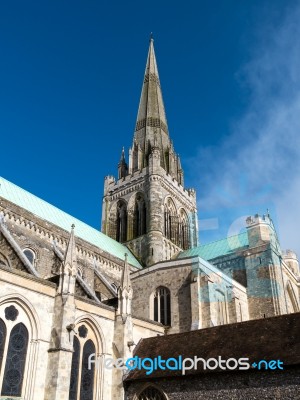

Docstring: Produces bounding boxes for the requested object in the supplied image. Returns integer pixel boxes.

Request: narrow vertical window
[116,201,127,243]
[1,323,28,397]
[152,287,171,326]
[80,339,95,400]
[133,195,147,239]
[69,328,96,400]
[178,209,190,250]
[164,199,178,246]
[154,295,158,321]
[69,336,80,400]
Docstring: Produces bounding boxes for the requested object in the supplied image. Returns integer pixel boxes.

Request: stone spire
[132,37,172,171]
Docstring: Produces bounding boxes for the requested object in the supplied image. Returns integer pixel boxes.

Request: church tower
[101,38,198,266]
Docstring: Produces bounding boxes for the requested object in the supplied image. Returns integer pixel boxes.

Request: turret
[246,214,273,248]
[283,250,299,275]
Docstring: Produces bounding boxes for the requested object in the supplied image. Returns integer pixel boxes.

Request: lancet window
[116,200,128,243]
[133,194,147,238]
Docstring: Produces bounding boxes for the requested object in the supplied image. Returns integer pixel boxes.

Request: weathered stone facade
[0,37,299,400]
[0,184,164,400]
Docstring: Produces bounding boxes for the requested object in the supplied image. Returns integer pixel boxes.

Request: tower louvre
[101,39,198,266]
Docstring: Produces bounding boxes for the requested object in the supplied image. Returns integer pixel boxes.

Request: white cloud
[189,4,300,256]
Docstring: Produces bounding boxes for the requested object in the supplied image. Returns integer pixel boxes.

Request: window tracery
[152,287,171,326]
[69,324,96,400]
[1,322,28,397]
[133,194,147,239]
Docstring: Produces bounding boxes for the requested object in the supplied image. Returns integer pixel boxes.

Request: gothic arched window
[138,386,167,400]
[23,248,36,266]
[116,201,128,243]
[164,198,177,245]
[133,194,147,239]
[152,287,171,326]
[178,209,190,250]
[1,323,29,397]
[69,336,80,400]
[80,340,95,400]
[69,324,96,400]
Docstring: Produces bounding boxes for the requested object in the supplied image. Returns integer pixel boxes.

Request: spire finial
[150,32,153,42]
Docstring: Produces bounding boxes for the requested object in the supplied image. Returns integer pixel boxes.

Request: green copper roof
[178,232,249,261]
[0,177,141,269]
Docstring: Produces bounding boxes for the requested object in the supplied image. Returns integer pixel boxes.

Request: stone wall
[131,258,249,333]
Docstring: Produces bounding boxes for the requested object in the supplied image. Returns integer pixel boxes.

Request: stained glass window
[4,305,19,322]
[1,323,28,397]
[78,325,88,339]
[0,319,6,372]
[80,339,95,400]
[69,335,96,400]
[69,336,80,400]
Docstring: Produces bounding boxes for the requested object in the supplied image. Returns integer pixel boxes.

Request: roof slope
[126,312,300,380]
[178,232,249,261]
[0,177,141,268]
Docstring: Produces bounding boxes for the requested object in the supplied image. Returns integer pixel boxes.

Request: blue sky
[1,1,299,255]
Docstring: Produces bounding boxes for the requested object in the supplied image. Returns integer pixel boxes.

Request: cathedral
[0,38,299,400]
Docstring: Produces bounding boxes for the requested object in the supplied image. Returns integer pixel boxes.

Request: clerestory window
[23,248,36,266]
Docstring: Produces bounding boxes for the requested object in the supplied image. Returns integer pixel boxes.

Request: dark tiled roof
[126,312,300,380]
